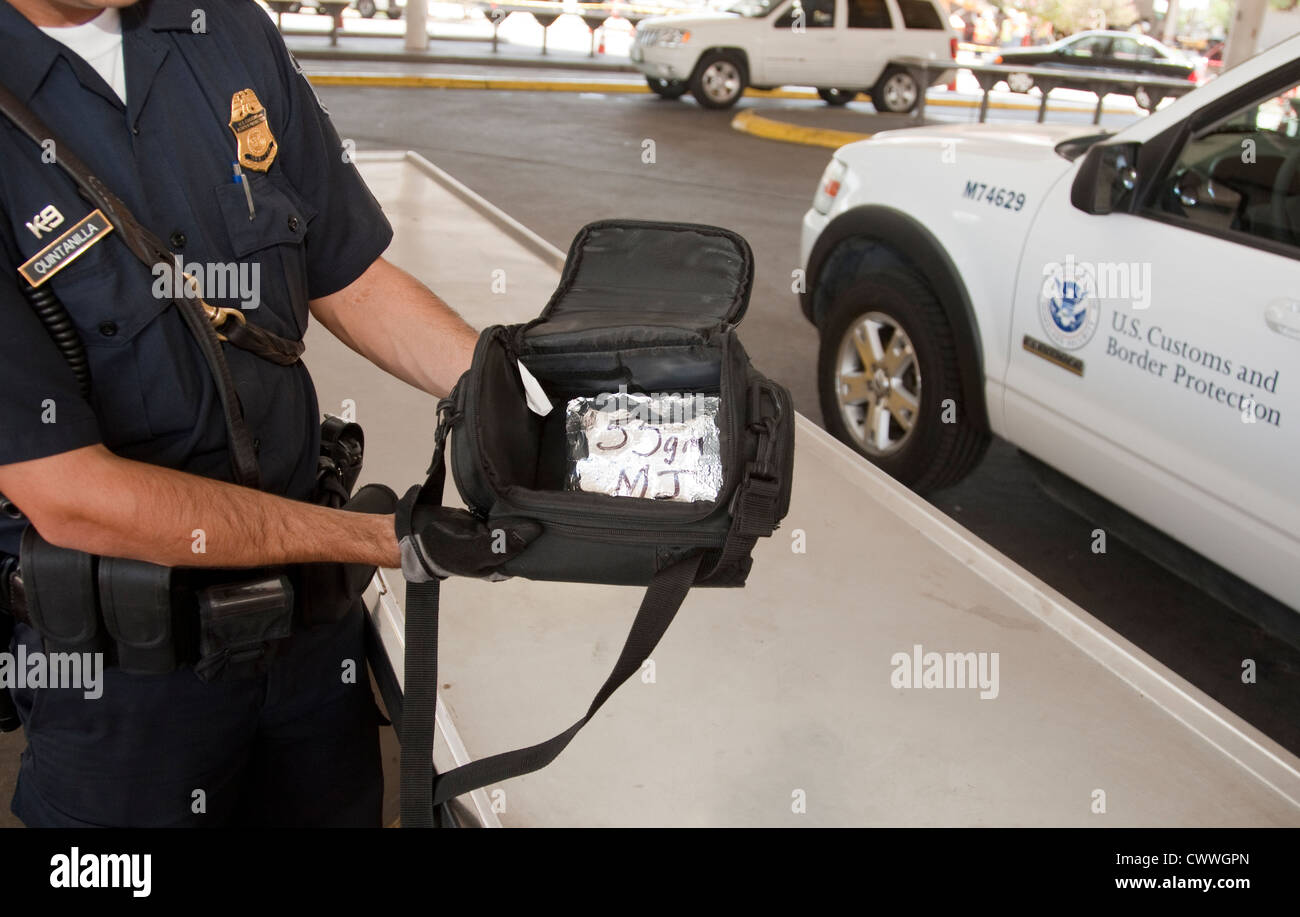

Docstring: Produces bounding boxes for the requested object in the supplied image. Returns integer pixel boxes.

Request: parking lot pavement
[341,153,1300,827]
[313,85,1300,761]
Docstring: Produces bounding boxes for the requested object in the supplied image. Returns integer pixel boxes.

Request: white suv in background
[632,0,957,111]
[798,36,1300,611]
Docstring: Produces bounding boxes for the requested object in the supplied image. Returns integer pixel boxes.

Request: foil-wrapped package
[565,392,723,502]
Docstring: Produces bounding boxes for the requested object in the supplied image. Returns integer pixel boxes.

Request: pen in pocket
[232,162,255,221]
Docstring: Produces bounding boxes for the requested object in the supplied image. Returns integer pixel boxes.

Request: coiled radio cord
[0,278,91,520]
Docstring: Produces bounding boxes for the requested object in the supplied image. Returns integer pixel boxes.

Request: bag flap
[535,220,753,334]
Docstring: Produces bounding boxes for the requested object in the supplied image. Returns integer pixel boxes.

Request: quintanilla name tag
[17,208,114,288]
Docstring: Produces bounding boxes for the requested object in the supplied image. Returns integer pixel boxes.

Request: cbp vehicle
[631,0,957,111]
[799,36,1300,611]
[995,30,1196,111]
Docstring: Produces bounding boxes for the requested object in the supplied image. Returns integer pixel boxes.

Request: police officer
[0,0,534,826]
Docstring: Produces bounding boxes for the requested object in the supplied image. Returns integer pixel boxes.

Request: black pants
[7,607,384,827]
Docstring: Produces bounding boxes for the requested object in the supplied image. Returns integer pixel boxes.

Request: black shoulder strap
[398,419,703,827]
[0,81,305,488]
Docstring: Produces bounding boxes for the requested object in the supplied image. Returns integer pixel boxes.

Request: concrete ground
[309,84,1299,761]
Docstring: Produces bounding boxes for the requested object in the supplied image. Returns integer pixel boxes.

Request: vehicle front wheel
[818,88,858,106]
[690,52,747,109]
[817,271,990,493]
[1134,87,1163,112]
[647,77,689,100]
[871,68,921,113]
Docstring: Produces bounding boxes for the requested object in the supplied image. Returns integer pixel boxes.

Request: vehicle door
[1051,32,1112,74]
[1001,73,1300,608]
[759,0,841,86]
[1107,35,1146,78]
[842,0,896,87]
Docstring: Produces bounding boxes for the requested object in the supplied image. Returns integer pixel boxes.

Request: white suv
[632,0,957,111]
[799,37,1300,610]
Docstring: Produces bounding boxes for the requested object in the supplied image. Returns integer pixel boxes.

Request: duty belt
[1,544,297,682]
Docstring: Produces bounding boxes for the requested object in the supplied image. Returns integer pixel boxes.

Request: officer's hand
[395,485,541,583]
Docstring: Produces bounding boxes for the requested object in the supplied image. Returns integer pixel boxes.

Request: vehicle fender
[691,46,751,79]
[802,205,989,431]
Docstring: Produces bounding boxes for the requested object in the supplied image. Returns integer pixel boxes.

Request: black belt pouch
[194,575,294,682]
[98,556,181,675]
[20,526,106,656]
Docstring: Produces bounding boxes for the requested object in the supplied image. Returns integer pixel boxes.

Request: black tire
[818,88,857,106]
[817,270,990,493]
[1134,87,1163,112]
[690,51,747,110]
[356,0,376,17]
[647,77,689,100]
[871,67,921,114]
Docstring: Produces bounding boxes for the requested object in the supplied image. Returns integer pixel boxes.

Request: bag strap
[398,409,703,827]
[0,82,304,488]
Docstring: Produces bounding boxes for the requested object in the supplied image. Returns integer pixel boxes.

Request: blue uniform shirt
[0,0,393,555]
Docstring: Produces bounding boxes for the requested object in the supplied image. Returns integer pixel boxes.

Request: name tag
[17,209,114,288]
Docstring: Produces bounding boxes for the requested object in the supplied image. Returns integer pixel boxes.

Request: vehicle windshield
[726,0,780,16]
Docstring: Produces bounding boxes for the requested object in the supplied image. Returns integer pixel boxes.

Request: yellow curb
[305,73,1134,115]
[306,73,644,92]
[731,109,870,149]
[306,72,828,99]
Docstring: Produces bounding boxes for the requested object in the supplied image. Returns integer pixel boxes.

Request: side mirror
[1071,142,1140,215]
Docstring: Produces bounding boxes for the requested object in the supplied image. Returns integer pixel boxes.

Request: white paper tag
[516,361,553,416]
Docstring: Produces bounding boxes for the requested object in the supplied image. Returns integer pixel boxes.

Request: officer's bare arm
[0,445,401,569]
[309,256,479,398]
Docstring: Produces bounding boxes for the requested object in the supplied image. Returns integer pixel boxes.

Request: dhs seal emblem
[1039,258,1099,351]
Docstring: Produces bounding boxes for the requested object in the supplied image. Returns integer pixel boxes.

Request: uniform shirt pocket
[212,173,315,337]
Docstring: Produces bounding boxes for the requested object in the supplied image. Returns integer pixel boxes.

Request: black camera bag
[400,221,794,826]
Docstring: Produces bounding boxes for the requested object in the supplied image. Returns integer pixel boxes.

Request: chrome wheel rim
[701,60,742,103]
[881,73,918,111]
[835,311,921,456]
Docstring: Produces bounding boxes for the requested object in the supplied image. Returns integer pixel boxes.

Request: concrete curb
[730,109,870,149]
[306,72,820,99]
